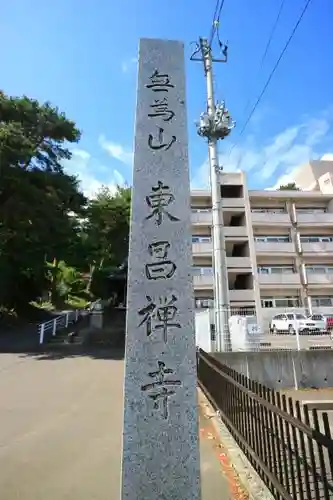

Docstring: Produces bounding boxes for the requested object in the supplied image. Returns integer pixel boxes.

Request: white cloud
[121,57,137,73]
[321,153,333,161]
[99,135,133,166]
[62,149,126,199]
[192,113,332,190]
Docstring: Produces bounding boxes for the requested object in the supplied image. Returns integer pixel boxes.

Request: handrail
[37,300,101,345]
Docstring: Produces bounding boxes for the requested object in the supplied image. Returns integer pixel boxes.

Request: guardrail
[37,300,101,345]
[38,309,81,345]
[198,348,333,500]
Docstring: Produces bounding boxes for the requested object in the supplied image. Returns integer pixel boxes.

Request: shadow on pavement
[0,345,125,361]
[20,346,125,361]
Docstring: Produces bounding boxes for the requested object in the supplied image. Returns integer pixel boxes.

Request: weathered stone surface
[121,38,201,500]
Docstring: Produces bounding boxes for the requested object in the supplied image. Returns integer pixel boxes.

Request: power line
[209,0,226,48]
[209,0,220,46]
[216,0,226,24]
[240,0,286,124]
[237,0,312,140]
[259,0,286,71]
[227,0,285,159]
[228,0,285,160]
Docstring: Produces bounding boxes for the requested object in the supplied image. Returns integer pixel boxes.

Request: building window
[261,299,274,308]
[311,296,333,307]
[192,236,212,243]
[195,298,214,309]
[261,297,300,308]
[251,208,285,213]
[296,208,326,213]
[306,266,333,274]
[192,267,213,275]
[300,236,333,243]
[254,235,290,243]
[192,208,211,213]
[258,266,294,274]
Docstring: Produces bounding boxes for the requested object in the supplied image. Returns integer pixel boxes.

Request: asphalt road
[259,333,333,350]
[0,351,237,500]
[0,351,124,500]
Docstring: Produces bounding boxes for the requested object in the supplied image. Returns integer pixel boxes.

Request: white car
[307,314,330,333]
[270,313,327,335]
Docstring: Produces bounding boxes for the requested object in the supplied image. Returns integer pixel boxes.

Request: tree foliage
[0,91,131,313]
[278,182,300,191]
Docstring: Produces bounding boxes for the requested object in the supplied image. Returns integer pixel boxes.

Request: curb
[198,386,274,500]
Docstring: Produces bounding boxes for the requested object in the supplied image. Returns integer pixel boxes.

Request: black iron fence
[197,348,333,500]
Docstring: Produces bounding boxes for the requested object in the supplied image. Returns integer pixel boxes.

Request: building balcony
[221,198,245,209]
[297,212,333,227]
[258,273,301,287]
[191,210,212,225]
[193,273,213,289]
[255,241,294,255]
[192,248,251,270]
[301,241,333,256]
[220,172,243,185]
[229,289,254,302]
[251,212,290,226]
[306,273,333,286]
[224,226,248,238]
[227,257,252,269]
[192,241,212,256]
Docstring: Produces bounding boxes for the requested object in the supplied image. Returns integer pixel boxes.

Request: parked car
[270,313,327,335]
[326,315,333,331]
[307,314,333,332]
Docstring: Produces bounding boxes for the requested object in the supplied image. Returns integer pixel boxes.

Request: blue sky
[2,0,333,195]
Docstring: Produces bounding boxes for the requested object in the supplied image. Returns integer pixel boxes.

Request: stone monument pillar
[120,38,201,500]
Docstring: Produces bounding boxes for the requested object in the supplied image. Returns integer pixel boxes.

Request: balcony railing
[255,241,294,254]
[306,272,333,286]
[192,241,212,255]
[224,226,248,237]
[191,210,212,225]
[251,212,290,226]
[228,289,254,301]
[297,212,333,226]
[302,241,333,255]
[258,273,301,286]
[221,197,245,208]
[193,273,213,288]
[227,257,252,269]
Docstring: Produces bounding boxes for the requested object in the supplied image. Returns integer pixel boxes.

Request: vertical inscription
[145,181,180,226]
[141,361,181,420]
[121,39,200,500]
[141,68,181,418]
[138,294,181,342]
[145,241,176,280]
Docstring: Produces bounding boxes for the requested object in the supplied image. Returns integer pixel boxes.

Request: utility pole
[191,37,235,351]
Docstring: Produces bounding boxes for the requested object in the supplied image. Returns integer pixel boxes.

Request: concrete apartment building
[191,159,333,329]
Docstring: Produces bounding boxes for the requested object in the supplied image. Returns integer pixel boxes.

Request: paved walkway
[0,351,246,499]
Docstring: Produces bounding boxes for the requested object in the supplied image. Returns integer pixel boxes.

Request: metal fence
[197,348,333,499]
[201,306,333,352]
[37,300,101,344]
[38,309,82,344]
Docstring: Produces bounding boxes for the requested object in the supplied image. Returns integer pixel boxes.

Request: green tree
[0,90,132,314]
[84,186,131,293]
[0,91,87,309]
[46,259,85,304]
[278,182,300,191]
